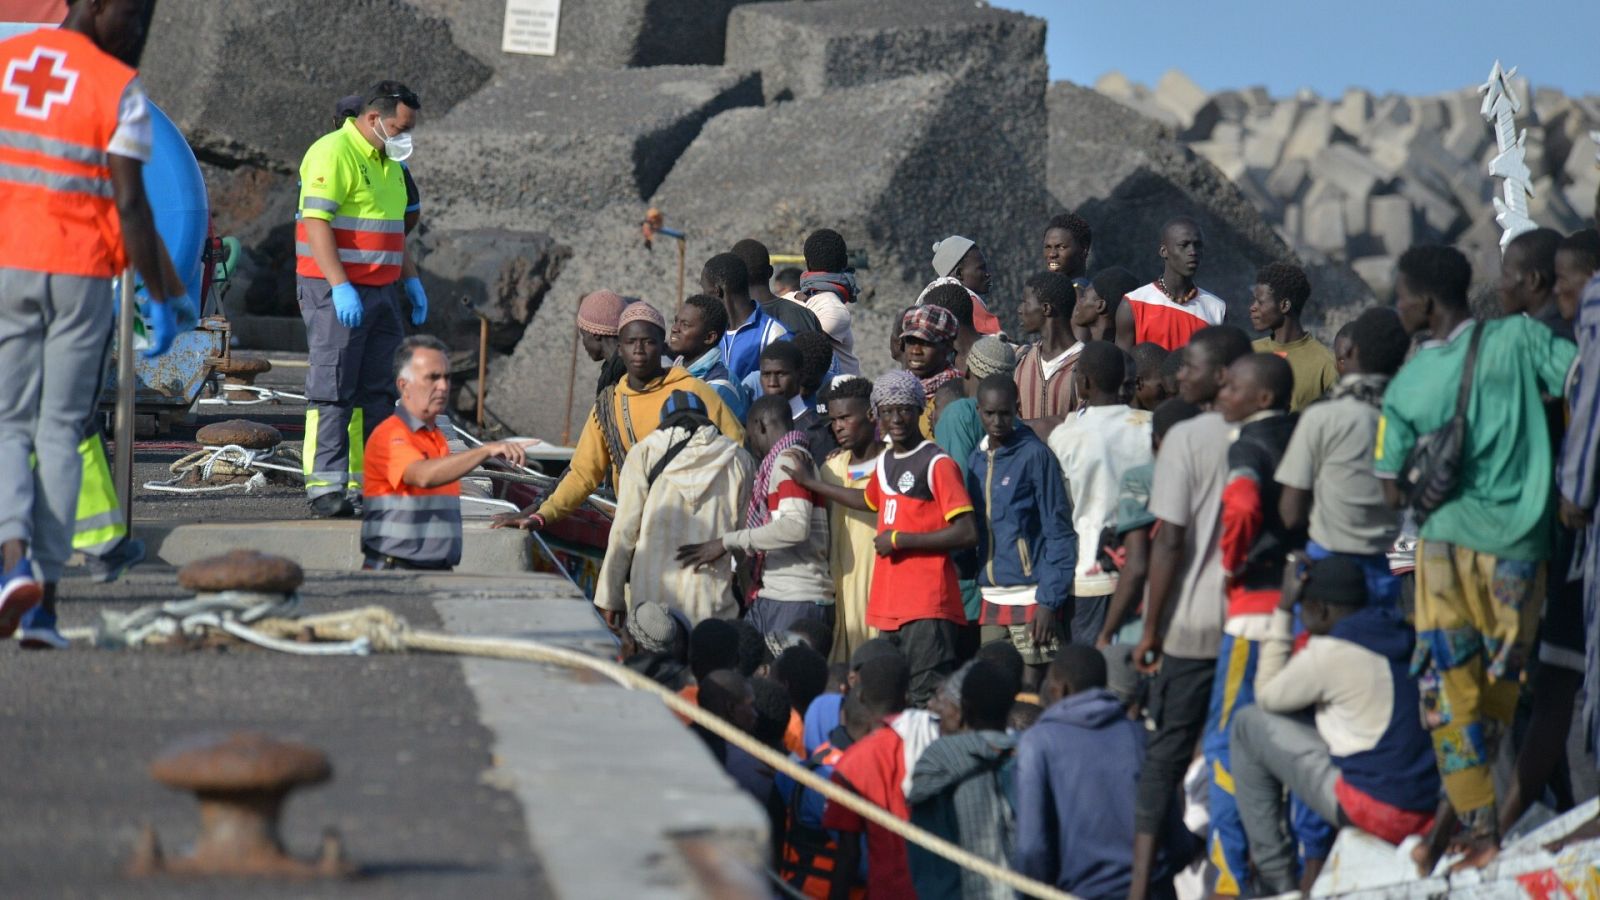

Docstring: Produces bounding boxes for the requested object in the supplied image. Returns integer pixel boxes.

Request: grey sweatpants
[297,276,403,500]
[0,268,113,581]
[1229,704,1341,891]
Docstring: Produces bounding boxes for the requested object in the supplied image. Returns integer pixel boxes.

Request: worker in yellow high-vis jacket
[295,81,427,518]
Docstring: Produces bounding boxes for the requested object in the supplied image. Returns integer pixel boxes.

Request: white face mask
[374,118,414,162]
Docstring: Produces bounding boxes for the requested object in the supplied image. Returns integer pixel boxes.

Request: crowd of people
[492,209,1599,899]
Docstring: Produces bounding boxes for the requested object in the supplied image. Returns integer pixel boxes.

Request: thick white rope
[140,444,303,495]
[92,600,1077,900]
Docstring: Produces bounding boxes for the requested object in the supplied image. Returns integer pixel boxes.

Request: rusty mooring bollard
[128,732,353,878]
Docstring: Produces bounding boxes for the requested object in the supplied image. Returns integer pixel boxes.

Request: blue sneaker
[18,605,67,650]
[0,559,41,638]
[85,537,146,584]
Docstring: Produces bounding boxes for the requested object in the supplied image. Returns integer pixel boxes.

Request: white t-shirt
[108,77,152,161]
[1047,404,1153,597]
[800,290,860,376]
[1040,343,1083,382]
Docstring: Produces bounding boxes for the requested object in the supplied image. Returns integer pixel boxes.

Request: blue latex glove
[403,276,427,326]
[332,281,363,328]
[141,297,178,358]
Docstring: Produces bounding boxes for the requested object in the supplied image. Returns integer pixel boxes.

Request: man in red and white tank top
[1117,217,1227,352]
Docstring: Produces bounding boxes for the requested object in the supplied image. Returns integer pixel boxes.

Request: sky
[992,0,1600,99]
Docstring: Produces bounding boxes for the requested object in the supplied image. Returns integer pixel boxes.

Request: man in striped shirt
[1117,217,1228,352]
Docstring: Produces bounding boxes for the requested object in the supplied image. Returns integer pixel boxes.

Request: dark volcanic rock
[408,0,765,68]
[414,228,572,353]
[142,0,491,168]
[726,0,1047,103]
[409,66,762,228]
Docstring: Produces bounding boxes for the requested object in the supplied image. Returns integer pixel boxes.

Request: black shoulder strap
[1452,321,1485,420]
[646,429,696,488]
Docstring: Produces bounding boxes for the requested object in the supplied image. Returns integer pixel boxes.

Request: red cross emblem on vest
[3,47,79,121]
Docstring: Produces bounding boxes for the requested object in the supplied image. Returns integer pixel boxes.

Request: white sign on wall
[502,0,560,56]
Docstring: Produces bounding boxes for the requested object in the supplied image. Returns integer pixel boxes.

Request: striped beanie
[576,290,627,336]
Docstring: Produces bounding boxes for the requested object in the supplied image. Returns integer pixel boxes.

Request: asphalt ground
[105,354,314,527]
[0,570,552,898]
[2,361,553,897]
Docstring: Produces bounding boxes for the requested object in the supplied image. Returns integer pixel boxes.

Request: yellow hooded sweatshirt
[537,366,744,523]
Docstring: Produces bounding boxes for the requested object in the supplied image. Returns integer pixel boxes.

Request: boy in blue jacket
[1015,645,1193,899]
[966,375,1077,691]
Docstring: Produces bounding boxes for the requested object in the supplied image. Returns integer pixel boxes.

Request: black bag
[1399,321,1484,522]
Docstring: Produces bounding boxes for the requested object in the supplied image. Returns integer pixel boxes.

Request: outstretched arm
[786,461,870,511]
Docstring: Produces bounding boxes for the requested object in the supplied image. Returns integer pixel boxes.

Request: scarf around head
[800,270,859,304]
[745,430,811,593]
[1325,373,1389,408]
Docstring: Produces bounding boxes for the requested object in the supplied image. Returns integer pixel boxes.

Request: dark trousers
[1070,593,1111,646]
[886,617,960,707]
[298,276,404,499]
[1135,654,1216,834]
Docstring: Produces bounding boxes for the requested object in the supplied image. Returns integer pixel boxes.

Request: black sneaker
[309,493,355,518]
[347,492,364,516]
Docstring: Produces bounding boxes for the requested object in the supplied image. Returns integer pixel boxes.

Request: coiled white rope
[141,444,304,495]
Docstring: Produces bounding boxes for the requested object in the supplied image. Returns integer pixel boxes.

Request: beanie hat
[576,290,627,337]
[965,335,1018,380]
[659,390,708,422]
[658,390,713,432]
[1304,556,1369,607]
[616,300,666,332]
[931,235,976,278]
[626,601,685,655]
[871,369,926,411]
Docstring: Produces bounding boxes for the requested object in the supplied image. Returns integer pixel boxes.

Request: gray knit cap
[626,602,683,654]
[965,336,1017,380]
[871,369,926,411]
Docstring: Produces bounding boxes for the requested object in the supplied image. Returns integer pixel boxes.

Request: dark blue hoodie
[1327,606,1440,812]
[1014,689,1194,899]
[965,425,1077,609]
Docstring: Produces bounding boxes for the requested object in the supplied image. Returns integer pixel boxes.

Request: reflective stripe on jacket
[0,29,136,277]
[294,119,406,285]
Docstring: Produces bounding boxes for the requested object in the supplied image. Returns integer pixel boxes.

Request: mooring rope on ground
[141,444,304,495]
[82,601,1078,900]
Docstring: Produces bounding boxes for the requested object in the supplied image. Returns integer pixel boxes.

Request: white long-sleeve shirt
[721,447,833,603]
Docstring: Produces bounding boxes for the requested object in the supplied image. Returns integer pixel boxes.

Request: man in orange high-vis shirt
[0,0,195,637]
[296,80,428,520]
[363,336,529,570]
